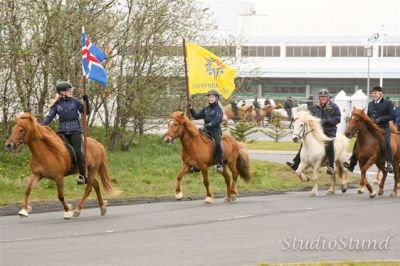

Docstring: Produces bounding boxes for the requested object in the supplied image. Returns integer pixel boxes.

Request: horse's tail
[98,146,121,196]
[236,143,252,182]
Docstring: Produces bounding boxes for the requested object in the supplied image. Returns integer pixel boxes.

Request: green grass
[0,135,358,206]
[246,138,356,152]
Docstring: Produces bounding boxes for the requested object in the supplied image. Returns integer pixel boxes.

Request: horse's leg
[327,167,336,195]
[338,162,348,193]
[377,164,388,196]
[175,164,190,200]
[310,166,319,197]
[18,174,41,217]
[228,160,239,199]
[221,165,232,202]
[391,164,399,197]
[201,167,213,204]
[359,162,376,198]
[373,170,381,184]
[73,183,93,217]
[91,178,107,215]
[55,178,73,219]
[295,162,309,182]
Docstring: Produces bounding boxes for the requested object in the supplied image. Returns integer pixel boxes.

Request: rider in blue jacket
[287,88,341,175]
[41,80,90,185]
[188,89,224,173]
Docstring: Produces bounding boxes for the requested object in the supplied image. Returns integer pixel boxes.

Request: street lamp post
[366,46,373,98]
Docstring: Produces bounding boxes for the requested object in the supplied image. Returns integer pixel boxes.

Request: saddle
[59,135,84,175]
[199,130,225,163]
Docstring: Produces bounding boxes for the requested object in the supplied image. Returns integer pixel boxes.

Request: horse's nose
[344,132,351,138]
[292,136,299,143]
[5,143,12,151]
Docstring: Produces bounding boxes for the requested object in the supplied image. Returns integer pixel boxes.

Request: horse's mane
[261,104,273,111]
[17,113,67,160]
[351,108,384,140]
[294,111,331,142]
[171,111,199,137]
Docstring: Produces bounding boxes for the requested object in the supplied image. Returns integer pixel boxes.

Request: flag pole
[182,38,191,118]
[82,26,88,181]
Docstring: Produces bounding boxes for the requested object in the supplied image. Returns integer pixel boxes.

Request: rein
[164,118,181,142]
[292,119,314,140]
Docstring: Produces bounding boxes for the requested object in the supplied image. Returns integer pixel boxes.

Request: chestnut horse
[344,108,400,197]
[163,111,251,203]
[250,104,284,127]
[224,104,252,122]
[5,113,119,219]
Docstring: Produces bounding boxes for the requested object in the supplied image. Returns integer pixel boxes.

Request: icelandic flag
[82,30,107,87]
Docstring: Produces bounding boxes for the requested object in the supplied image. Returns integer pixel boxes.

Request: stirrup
[216,164,223,174]
[76,175,87,185]
[385,163,393,173]
[286,161,297,171]
[343,161,354,172]
[326,166,334,175]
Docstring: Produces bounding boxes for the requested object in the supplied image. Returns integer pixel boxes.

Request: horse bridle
[164,118,181,142]
[292,118,313,140]
[7,124,26,150]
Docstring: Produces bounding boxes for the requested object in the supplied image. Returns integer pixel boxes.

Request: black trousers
[207,130,223,165]
[61,133,85,176]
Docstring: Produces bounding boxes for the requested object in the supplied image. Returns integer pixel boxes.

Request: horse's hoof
[309,193,317,197]
[231,195,237,201]
[64,211,73,219]
[341,185,347,193]
[18,209,29,217]
[224,196,232,202]
[378,190,384,196]
[73,210,81,217]
[175,192,183,200]
[204,197,213,204]
[390,192,397,197]
[357,189,364,194]
[326,190,335,195]
[100,207,107,216]
[369,192,376,198]
[27,205,32,213]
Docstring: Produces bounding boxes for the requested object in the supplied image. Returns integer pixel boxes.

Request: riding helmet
[207,89,220,99]
[318,88,330,97]
[55,80,73,93]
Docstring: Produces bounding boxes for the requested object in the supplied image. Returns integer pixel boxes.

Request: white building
[200,0,400,100]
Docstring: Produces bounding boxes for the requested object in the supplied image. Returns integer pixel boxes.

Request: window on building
[381,46,400,57]
[241,46,280,57]
[286,46,326,57]
[332,46,367,57]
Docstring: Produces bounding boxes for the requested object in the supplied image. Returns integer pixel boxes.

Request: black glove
[321,119,327,125]
[204,123,212,130]
[82,95,89,101]
[375,117,382,123]
[187,102,192,109]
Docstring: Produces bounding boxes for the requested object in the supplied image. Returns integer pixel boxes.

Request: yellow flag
[186,42,236,99]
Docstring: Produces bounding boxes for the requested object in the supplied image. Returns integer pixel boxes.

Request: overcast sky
[200,0,400,37]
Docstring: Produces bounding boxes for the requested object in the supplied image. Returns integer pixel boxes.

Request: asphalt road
[1,151,399,266]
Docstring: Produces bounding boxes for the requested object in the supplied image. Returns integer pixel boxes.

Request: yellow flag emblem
[186,42,236,99]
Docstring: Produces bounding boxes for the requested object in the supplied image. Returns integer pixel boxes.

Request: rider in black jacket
[189,89,224,173]
[344,86,394,173]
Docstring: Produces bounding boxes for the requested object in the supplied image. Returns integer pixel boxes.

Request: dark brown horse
[5,113,119,218]
[344,108,400,197]
[163,111,251,203]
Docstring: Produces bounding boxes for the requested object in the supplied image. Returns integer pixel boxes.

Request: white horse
[291,111,349,196]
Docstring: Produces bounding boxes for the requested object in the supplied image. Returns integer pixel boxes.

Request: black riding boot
[286,144,302,171]
[210,130,223,173]
[384,129,393,173]
[344,140,358,172]
[326,140,335,175]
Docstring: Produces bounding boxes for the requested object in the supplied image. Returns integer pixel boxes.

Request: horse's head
[291,111,317,143]
[344,107,364,138]
[5,113,37,152]
[163,112,185,144]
